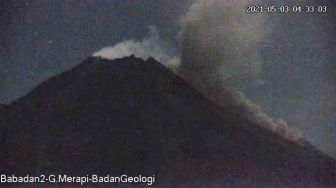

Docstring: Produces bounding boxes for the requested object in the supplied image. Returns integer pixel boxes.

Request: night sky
[0,0,335,157]
[0,0,191,103]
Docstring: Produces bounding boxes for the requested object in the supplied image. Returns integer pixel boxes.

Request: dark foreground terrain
[0,56,335,187]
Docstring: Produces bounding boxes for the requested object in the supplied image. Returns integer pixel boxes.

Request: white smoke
[93,26,172,64]
[166,56,181,72]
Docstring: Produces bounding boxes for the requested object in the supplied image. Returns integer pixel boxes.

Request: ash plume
[179,0,267,89]
[175,0,301,140]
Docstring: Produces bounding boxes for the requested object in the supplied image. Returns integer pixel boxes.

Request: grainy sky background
[0,0,335,157]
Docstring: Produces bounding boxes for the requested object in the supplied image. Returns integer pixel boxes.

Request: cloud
[179,0,267,88]
[177,0,270,122]
[93,26,172,64]
[174,0,303,141]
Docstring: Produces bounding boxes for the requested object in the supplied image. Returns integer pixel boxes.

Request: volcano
[0,56,334,187]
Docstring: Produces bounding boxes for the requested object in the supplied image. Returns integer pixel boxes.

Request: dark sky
[0,0,191,103]
[0,0,335,157]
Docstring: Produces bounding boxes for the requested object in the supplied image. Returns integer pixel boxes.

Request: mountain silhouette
[0,56,335,187]
[0,104,6,119]
[0,104,6,110]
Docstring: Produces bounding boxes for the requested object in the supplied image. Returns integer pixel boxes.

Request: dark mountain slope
[0,104,6,111]
[0,56,335,187]
[0,104,7,120]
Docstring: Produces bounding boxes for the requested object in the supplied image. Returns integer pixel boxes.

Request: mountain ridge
[0,56,335,187]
